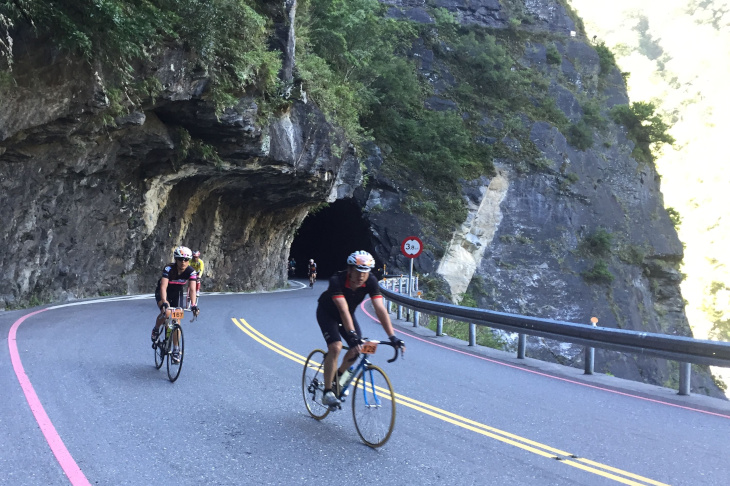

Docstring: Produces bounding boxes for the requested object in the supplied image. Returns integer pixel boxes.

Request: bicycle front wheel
[167,325,184,382]
[154,333,165,370]
[351,364,396,448]
[302,349,330,420]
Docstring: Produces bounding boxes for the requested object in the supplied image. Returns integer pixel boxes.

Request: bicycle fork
[361,368,382,408]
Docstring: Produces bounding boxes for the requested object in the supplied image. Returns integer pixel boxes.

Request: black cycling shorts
[154,288,183,308]
[316,305,361,346]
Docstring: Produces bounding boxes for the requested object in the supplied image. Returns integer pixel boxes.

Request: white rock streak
[437,170,509,302]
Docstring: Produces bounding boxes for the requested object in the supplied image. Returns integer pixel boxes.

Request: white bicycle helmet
[347,251,375,272]
[173,246,193,260]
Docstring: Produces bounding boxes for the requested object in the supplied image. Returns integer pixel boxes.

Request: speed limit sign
[400,236,423,259]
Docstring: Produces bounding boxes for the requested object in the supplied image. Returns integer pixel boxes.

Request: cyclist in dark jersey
[317,251,405,407]
[151,246,200,363]
[308,259,317,287]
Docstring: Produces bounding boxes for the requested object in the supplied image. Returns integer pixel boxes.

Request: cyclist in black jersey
[151,246,200,363]
[316,251,405,407]
[308,259,317,287]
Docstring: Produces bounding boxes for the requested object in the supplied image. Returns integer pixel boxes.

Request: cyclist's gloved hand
[389,335,405,348]
[345,330,362,348]
[160,302,169,312]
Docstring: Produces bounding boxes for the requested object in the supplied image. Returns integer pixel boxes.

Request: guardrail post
[469,324,476,346]
[585,317,598,375]
[397,277,404,320]
[584,347,594,375]
[414,311,419,327]
[679,362,691,396]
[517,334,526,359]
[436,317,443,336]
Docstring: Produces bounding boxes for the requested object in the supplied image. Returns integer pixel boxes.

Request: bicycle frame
[336,340,400,401]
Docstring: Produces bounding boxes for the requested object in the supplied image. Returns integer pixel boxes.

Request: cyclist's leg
[316,307,342,394]
[337,316,362,374]
[152,289,166,340]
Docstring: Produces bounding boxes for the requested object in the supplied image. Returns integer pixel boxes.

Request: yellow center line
[232,317,670,486]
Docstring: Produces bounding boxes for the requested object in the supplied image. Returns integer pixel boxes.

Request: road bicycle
[183,284,201,310]
[152,307,196,382]
[302,340,402,448]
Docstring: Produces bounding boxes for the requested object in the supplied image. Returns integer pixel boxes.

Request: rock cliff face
[0,24,359,305]
[360,0,722,395]
[0,1,721,395]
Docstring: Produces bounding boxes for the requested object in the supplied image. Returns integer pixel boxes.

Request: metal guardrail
[380,281,730,396]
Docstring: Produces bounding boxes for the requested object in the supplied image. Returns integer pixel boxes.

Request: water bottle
[339,366,355,388]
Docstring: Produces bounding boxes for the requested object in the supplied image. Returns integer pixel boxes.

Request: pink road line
[361,299,730,420]
[8,309,92,486]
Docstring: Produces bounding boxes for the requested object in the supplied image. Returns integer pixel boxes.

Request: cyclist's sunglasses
[175,257,191,262]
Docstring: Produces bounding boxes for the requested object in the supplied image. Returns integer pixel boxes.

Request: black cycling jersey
[155,263,197,307]
[309,263,317,274]
[317,270,381,318]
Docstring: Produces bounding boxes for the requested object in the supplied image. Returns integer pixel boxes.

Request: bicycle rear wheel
[302,349,330,420]
[166,325,184,382]
[351,364,396,448]
[154,332,166,370]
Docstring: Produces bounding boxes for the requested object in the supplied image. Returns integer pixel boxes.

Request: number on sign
[361,341,378,355]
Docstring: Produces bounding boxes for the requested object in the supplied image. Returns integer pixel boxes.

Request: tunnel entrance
[289,199,376,280]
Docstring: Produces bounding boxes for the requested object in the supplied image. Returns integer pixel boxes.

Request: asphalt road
[2,281,729,485]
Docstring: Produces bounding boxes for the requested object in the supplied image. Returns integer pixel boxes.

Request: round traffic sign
[400,236,423,258]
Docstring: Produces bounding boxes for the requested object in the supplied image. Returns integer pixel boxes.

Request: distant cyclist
[308,259,317,287]
[152,246,200,363]
[189,250,204,298]
[288,257,296,277]
[316,251,405,407]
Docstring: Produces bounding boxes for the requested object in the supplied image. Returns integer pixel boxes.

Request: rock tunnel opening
[289,199,376,280]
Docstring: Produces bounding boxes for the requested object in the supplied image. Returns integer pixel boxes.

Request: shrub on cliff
[610,102,675,164]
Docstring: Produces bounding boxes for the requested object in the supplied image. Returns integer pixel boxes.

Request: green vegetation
[579,229,615,284]
[582,260,614,284]
[594,41,617,76]
[582,228,613,257]
[546,43,562,65]
[568,121,593,150]
[618,244,646,266]
[296,0,499,241]
[422,292,505,349]
[0,0,281,112]
[610,102,675,164]
[666,207,682,229]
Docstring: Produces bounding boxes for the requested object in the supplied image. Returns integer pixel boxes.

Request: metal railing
[380,281,730,396]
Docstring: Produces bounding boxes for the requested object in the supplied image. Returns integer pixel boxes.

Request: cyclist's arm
[371,296,396,337]
[188,279,197,307]
[199,261,205,278]
[159,277,170,306]
[333,296,356,334]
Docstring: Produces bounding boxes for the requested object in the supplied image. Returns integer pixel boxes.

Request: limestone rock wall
[0,28,358,306]
[361,0,722,395]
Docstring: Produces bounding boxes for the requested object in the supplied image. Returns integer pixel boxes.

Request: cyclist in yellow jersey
[190,251,204,297]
